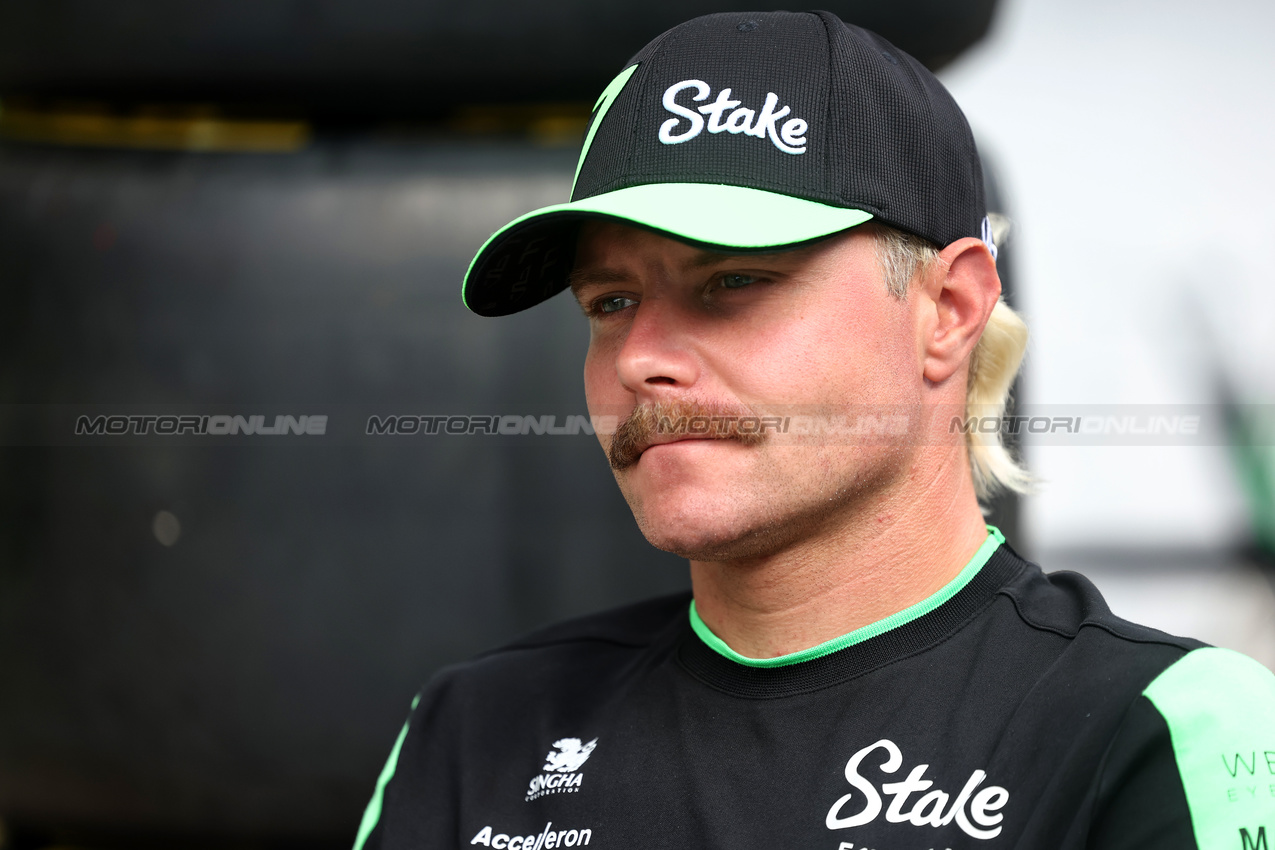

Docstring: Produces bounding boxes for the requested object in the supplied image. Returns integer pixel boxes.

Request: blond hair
[872,225,1031,502]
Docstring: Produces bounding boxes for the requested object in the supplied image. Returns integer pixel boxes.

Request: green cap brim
[462,183,873,316]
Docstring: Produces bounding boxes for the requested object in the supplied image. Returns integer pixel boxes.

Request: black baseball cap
[463,10,991,317]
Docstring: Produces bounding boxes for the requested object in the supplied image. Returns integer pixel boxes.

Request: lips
[608,402,768,471]
[630,433,729,462]
[613,432,731,472]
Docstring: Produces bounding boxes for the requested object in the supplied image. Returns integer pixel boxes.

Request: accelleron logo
[525,738,598,802]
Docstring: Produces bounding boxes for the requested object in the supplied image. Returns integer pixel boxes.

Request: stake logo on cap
[658,81,809,154]
[463,10,988,317]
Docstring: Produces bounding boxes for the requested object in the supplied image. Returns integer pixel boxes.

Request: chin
[628,495,798,562]
[618,450,909,563]
[644,519,804,563]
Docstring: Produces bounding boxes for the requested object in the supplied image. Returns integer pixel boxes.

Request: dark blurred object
[0,2,1004,848]
[1191,297,1275,567]
[1219,390,1275,567]
[0,141,688,849]
[0,0,997,121]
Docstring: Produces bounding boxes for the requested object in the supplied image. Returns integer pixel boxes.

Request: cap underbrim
[462,183,873,317]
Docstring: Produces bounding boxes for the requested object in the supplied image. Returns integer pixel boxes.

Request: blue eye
[598,295,637,314]
[719,273,757,289]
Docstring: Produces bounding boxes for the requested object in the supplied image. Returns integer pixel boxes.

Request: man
[357,11,1275,849]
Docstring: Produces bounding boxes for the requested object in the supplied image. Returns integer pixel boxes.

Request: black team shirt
[355,529,1275,849]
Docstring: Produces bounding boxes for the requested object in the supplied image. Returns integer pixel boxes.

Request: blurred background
[0,0,1271,847]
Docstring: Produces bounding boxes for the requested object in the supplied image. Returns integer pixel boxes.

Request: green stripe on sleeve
[353,693,421,850]
[1143,647,1275,849]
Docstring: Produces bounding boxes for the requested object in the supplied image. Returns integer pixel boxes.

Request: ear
[918,237,1002,385]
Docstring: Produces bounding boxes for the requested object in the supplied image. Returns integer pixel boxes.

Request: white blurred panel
[1048,554,1275,672]
[941,0,1275,550]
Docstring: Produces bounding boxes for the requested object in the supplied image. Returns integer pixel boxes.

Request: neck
[688,447,991,660]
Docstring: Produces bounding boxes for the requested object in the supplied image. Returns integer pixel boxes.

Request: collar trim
[688,526,1005,668]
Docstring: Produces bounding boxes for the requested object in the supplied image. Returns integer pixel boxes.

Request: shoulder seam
[997,586,1201,651]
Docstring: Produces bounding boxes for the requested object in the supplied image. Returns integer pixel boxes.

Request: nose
[614,296,700,398]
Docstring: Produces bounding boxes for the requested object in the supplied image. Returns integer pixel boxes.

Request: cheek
[732,311,912,403]
[734,314,872,389]
[582,343,617,453]
[582,337,619,411]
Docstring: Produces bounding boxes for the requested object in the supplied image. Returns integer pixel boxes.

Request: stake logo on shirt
[825,739,1011,840]
[526,737,598,802]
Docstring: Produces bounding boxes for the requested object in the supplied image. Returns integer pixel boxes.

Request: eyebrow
[680,239,832,276]
[687,251,748,269]
[568,243,818,300]
[567,267,632,300]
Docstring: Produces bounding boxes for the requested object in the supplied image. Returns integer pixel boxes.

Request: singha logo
[526,737,599,801]
[543,738,598,773]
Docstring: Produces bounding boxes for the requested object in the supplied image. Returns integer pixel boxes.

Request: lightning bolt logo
[571,63,640,196]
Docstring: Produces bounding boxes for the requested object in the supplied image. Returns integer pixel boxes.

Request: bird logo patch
[543,738,598,773]
[526,737,599,801]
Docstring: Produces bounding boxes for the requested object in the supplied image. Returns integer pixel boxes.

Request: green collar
[688,526,1006,668]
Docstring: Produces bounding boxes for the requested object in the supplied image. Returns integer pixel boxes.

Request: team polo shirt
[355,530,1275,849]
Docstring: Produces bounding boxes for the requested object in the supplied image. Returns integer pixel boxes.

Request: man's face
[571,220,925,562]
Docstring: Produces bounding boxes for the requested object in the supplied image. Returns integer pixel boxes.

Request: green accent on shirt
[353,692,421,850]
[1143,647,1275,849]
[689,526,1005,668]
[571,63,639,196]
